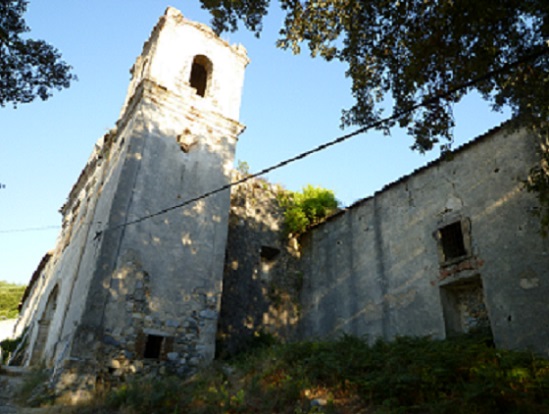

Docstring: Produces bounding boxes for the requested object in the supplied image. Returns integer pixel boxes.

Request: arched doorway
[29,285,59,366]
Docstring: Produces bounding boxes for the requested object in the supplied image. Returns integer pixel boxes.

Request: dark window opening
[260,246,280,262]
[190,62,207,97]
[189,55,212,98]
[143,334,164,359]
[439,222,466,261]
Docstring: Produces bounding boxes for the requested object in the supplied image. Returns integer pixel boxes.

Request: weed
[277,185,339,236]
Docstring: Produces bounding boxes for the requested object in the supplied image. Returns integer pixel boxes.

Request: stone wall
[57,8,249,390]
[298,125,549,356]
[217,174,301,357]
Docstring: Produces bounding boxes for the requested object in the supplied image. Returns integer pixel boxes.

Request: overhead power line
[99,46,548,238]
[2,47,547,237]
[0,225,60,234]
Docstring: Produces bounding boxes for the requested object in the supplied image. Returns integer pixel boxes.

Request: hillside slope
[0,281,25,320]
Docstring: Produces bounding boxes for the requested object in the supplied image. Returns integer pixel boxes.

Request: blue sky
[0,1,509,285]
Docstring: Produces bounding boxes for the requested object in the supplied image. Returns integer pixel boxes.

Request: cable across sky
[2,46,548,238]
[97,46,549,238]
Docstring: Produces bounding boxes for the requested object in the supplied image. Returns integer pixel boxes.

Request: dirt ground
[0,367,55,414]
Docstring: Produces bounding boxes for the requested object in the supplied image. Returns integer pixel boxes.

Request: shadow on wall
[89,88,238,372]
[217,176,302,357]
[15,82,242,382]
[296,158,532,344]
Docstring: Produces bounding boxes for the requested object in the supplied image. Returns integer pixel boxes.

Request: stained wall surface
[218,175,301,357]
[298,127,549,356]
[14,7,248,392]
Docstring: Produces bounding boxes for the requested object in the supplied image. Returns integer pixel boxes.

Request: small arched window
[189,55,212,97]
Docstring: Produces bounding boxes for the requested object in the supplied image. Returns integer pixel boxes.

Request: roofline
[309,119,513,229]
[18,252,53,312]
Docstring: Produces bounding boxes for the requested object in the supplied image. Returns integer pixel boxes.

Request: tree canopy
[2,1,548,150]
[0,0,74,107]
[199,0,549,152]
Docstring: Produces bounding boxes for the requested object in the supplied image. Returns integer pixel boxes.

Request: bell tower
[40,7,250,393]
[120,7,248,122]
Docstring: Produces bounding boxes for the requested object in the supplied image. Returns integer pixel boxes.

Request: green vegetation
[71,333,549,414]
[17,366,54,407]
[236,160,250,176]
[1,337,19,364]
[278,185,339,236]
[525,151,549,236]
[199,1,549,153]
[0,281,25,363]
[0,280,25,320]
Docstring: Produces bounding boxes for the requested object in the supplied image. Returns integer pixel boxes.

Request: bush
[1,337,19,364]
[61,334,549,413]
[278,185,339,235]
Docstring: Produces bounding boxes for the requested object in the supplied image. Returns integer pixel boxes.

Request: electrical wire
[99,46,548,238]
[2,47,547,236]
[0,225,60,234]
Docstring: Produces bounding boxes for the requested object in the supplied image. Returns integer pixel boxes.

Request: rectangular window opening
[143,334,164,359]
[439,221,467,261]
[260,246,280,262]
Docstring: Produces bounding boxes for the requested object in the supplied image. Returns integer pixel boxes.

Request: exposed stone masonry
[217,173,301,357]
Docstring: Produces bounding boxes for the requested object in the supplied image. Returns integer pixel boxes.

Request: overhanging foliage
[0,0,75,107]
[199,0,549,152]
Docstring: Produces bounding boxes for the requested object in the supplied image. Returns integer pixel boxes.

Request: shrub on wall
[278,185,339,236]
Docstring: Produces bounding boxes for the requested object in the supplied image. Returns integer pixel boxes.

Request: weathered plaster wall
[14,8,249,395]
[60,8,249,387]
[14,127,125,369]
[89,82,244,379]
[299,127,549,356]
[218,175,301,356]
[120,7,248,122]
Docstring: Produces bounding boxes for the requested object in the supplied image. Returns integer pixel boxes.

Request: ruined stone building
[297,125,549,355]
[11,7,549,396]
